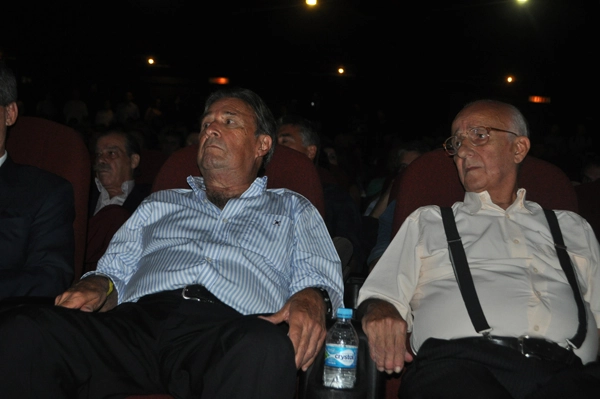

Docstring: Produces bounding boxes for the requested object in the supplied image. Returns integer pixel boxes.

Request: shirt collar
[95,177,136,197]
[0,151,7,168]
[187,175,268,199]
[463,188,533,214]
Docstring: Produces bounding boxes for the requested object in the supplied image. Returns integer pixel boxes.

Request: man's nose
[202,122,220,137]
[455,138,474,159]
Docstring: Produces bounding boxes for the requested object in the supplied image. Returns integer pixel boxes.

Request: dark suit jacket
[0,156,75,300]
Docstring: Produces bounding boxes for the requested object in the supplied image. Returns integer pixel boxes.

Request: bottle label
[324,344,358,369]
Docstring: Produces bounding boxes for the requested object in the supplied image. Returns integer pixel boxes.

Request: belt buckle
[518,336,543,360]
[181,285,214,303]
[518,335,572,363]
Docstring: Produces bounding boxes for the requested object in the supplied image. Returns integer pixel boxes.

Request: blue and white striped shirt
[87,176,344,315]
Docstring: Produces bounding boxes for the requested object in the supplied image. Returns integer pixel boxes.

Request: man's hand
[260,288,327,371]
[359,298,413,374]
[54,276,116,312]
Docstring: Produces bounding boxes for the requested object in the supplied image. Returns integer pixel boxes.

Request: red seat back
[386,148,579,399]
[151,144,199,193]
[6,116,91,281]
[392,149,578,236]
[136,148,169,186]
[265,144,325,217]
[151,143,325,217]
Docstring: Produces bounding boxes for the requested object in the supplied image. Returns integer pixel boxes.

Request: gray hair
[0,62,17,106]
[203,87,276,166]
[276,114,320,149]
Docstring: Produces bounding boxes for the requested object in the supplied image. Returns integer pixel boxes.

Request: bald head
[450,99,531,208]
[453,99,529,138]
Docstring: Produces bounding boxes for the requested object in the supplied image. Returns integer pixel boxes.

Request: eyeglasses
[443,126,518,156]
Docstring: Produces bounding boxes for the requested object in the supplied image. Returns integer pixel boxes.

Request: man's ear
[257,135,272,157]
[130,153,141,170]
[512,136,530,164]
[4,102,18,126]
[306,145,317,162]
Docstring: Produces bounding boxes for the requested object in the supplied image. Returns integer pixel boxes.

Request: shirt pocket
[569,253,590,295]
[418,246,456,285]
[532,242,571,274]
[532,242,591,289]
[239,213,293,268]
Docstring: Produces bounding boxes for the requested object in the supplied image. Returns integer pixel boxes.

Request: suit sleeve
[0,178,75,298]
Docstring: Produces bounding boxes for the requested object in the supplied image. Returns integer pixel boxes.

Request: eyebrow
[452,126,469,135]
[201,109,238,120]
[452,126,474,136]
[97,145,123,152]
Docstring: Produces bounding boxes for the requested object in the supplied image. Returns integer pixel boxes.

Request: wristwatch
[313,287,333,319]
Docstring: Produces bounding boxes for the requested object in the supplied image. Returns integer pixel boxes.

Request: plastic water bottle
[323,308,359,389]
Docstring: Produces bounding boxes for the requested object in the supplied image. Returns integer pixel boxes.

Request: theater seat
[136,148,169,186]
[6,116,91,281]
[379,148,580,398]
[83,204,132,274]
[150,143,198,193]
[152,143,326,218]
[265,144,325,218]
[124,143,327,398]
[392,149,578,235]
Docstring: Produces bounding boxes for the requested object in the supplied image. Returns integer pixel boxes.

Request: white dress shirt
[93,178,135,215]
[358,189,600,363]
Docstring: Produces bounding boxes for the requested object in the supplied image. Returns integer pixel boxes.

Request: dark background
[2,0,597,145]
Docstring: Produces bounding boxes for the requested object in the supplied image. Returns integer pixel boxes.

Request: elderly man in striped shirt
[0,87,344,399]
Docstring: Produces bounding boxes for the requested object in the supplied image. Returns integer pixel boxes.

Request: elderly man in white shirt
[358,99,600,399]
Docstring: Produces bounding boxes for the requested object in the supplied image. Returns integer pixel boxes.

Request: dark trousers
[399,338,600,399]
[0,290,297,399]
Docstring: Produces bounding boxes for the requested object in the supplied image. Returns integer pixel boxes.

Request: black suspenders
[440,206,587,348]
[542,209,587,348]
[440,207,491,335]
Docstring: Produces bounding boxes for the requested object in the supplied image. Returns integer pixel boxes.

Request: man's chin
[461,177,484,193]
[198,156,226,170]
[96,174,113,186]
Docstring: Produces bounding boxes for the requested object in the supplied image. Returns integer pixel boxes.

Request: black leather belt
[181,285,221,304]
[470,336,578,365]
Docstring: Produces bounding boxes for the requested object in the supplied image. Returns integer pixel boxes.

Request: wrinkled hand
[260,288,327,371]
[360,299,413,374]
[55,276,114,312]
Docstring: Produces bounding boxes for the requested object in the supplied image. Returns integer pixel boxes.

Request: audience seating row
[7,118,597,399]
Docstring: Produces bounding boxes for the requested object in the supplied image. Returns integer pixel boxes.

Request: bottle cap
[336,308,353,319]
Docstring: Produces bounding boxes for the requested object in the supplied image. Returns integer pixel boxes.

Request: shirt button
[533,267,539,273]
[513,239,520,244]
[223,218,228,223]
[535,290,541,297]
[534,325,539,331]
[506,214,510,219]
[206,257,212,263]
